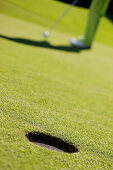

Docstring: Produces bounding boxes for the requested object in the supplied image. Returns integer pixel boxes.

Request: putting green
[0,0,113,169]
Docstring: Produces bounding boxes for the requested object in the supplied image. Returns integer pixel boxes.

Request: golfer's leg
[83,0,111,46]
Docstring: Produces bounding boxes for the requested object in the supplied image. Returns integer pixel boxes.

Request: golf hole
[26,132,79,153]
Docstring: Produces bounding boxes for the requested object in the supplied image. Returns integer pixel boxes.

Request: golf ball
[43,31,50,37]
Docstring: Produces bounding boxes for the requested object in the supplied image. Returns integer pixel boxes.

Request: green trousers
[83,0,111,46]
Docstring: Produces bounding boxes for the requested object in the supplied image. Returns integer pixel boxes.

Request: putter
[43,0,79,37]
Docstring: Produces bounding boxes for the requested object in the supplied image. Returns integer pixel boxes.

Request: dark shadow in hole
[26,132,79,153]
[0,34,81,52]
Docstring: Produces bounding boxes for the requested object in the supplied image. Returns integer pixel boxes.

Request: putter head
[43,31,50,37]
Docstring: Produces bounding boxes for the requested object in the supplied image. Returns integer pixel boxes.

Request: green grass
[0,0,113,169]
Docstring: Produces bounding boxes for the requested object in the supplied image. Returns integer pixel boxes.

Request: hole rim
[26,131,79,153]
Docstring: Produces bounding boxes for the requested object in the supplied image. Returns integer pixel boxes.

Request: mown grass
[0,0,113,169]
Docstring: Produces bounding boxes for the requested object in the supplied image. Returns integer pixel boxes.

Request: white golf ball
[43,31,50,37]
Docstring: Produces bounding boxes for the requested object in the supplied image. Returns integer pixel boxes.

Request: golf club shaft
[48,0,79,32]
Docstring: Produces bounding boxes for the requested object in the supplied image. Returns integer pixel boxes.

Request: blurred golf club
[43,0,79,37]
